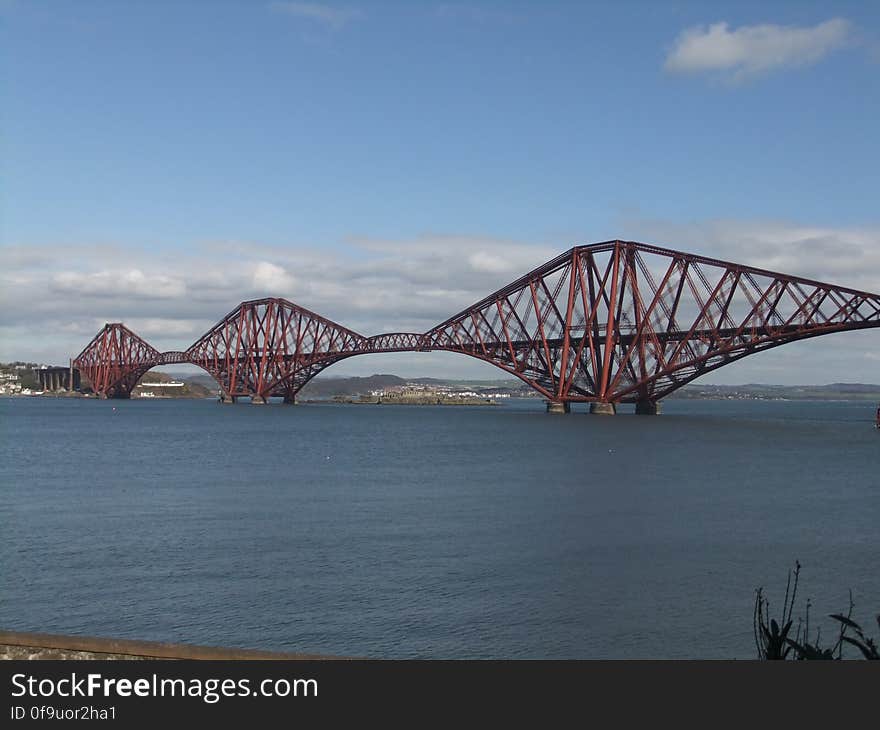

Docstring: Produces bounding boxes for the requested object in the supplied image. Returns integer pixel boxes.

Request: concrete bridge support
[219,394,237,404]
[37,366,81,392]
[635,400,661,415]
[589,402,616,415]
[546,401,570,414]
[251,395,267,405]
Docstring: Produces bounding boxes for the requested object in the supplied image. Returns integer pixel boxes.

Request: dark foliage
[755,562,878,660]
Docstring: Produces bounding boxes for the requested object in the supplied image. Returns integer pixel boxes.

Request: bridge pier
[589,401,616,415]
[251,395,267,405]
[282,396,297,405]
[635,400,661,415]
[546,401,570,414]
[219,394,237,404]
[38,366,80,392]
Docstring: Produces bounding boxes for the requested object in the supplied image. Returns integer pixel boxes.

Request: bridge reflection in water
[72,240,880,414]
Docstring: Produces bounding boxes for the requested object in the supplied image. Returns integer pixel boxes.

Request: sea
[1,396,877,658]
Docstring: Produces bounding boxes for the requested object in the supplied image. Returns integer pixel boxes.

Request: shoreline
[0,629,347,661]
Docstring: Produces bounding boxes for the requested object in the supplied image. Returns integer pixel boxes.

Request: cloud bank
[665,18,852,80]
[0,235,554,365]
[2,224,878,383]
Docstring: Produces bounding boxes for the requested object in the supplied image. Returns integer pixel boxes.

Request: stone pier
[250,395,267,405]
[546,401,571,414]
[635,400,662,415]
[37,366,80,392]
[589,401,616,415]
[219,394,237,404]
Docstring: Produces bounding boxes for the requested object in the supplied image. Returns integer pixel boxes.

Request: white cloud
[664,18,852,80]
[0,235,556,366]
[269,2,362,29]
[123,318,213,337]
[251,261,296,294]
[350,234,555,282]
[619,217,880,293]
[49,269,187,299]
[467,251,517,274]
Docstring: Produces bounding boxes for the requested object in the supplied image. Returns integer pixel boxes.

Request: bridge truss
[72,241,880,411]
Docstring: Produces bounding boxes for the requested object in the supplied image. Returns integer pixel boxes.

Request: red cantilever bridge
[73,240,880,414]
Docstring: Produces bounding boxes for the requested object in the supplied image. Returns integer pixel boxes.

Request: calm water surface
[1,396,877,658]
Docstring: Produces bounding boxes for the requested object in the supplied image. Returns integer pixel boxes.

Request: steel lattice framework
[72,241,880,409]
[74,323,162,399]
[184,298,368,403]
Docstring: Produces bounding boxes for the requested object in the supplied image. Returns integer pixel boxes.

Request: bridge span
[72,240,880,413]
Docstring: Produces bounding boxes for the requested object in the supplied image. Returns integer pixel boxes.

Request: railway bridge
[72,241,880,414]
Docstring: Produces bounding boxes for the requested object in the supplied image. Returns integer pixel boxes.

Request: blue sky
[2,1,879,382]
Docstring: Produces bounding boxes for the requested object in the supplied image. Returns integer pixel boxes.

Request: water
[1,396,877,658]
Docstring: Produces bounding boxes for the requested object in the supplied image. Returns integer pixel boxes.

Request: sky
[2,0,879,383]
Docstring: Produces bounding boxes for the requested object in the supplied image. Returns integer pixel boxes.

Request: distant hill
[164,372,533,397]
[164,372,411,397]
[155,371,388,396]
[672,382,880,401]
[134,371,211,399]
[176,374,220,391]
[299,374,536,397]
[300,374,407,397]
[160,369,880,401]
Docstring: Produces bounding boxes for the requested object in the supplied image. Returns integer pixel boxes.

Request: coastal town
[4,361,880,404]
[331,383,511,405]
[0,363,52,396]
[0,362,208,399]
[0,362,516,403]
